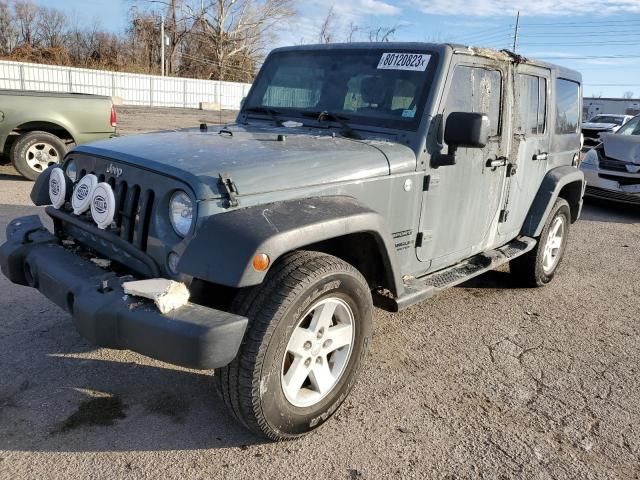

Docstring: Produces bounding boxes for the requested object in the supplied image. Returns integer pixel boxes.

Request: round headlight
[169,191,194,237]
[65,160,78,183]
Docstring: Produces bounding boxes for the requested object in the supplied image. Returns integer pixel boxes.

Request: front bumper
[0,215,248,370]
[581,164,640,205]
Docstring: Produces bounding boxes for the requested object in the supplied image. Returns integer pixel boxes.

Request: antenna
[512,11,520,52]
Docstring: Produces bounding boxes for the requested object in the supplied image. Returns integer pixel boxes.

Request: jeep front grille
[75,168,155,252]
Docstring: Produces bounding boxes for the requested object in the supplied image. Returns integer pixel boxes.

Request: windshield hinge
[219,173,239,208]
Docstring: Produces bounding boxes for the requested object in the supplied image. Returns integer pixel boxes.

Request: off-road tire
[10,131,67,180]
[214,251,373,440]
[511,198,571,287]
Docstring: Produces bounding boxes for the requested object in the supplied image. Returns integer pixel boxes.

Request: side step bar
[374,236,537,312]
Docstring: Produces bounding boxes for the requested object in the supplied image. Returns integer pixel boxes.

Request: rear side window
[445,65,502,137]
[555,79,580,134]
[517,74,547,135]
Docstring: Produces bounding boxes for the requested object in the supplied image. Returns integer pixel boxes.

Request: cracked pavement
[0,107,639,479]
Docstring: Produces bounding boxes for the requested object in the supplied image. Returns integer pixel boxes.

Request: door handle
[486,157,508,168]
[533,152,548,161]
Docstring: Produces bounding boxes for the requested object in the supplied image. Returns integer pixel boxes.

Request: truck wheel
[214,251,373,440]
[511,198,571,287]
[10,131,67,180]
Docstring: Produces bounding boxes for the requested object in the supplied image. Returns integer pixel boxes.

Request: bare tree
[345,21,359,43]
[38,7,68,49]
[318,6,336,44]
[0,0,17,54]
[366,25,398,42]
[13,0,39,46]
[194,0,295,81]
[623,91,634,99]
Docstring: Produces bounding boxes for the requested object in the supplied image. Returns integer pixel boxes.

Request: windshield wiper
[300,110,362,139]
[244,106,282,125]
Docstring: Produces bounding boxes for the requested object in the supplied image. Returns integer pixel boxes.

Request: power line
[521,19,640,27]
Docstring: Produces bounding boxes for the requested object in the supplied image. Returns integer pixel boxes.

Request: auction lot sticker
[377,53,431,71]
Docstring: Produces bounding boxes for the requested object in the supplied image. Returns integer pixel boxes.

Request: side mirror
[437,112,490,166]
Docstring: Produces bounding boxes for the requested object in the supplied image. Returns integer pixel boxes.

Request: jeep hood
[74,125,415,200]
[600,132,640,163]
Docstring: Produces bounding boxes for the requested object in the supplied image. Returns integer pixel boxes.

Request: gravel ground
[0,107,639,479]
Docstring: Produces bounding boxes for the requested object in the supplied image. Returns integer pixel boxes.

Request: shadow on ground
[581,198,640,224]
[0,348,264,452]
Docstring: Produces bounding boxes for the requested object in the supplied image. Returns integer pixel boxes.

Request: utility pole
[512,11,520,53]
[160,15,165,76]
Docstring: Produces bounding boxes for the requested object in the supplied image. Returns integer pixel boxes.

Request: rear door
[498,65,551,238]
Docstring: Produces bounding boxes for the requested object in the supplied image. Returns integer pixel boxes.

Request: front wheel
[511,198,571,286]
[214,251,373,440]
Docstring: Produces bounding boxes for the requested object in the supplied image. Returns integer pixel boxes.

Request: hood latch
[219,173,239,208]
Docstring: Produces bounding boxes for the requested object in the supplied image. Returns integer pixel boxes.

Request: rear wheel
[511,198,571,286]
[10,131,67,180]
[214,251,373,440]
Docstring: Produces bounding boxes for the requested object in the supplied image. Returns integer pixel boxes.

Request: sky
[36,0,640,98]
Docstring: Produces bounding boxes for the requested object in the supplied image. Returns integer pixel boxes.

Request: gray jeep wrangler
[0,43,585,440]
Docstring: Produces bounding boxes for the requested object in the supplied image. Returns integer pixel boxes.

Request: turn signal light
[252,253,270,272]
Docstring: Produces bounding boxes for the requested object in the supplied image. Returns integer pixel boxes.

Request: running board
[374,237,537,312]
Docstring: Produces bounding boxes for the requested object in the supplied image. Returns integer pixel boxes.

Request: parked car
[0,90,116,180]
[580,114,640,205]
[0,43,585,440]
[582,114,633,149]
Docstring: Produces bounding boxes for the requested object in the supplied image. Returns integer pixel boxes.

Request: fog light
[252,253,270,272]
[167,252,181,274]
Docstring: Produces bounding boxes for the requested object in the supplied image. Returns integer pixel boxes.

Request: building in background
[583,97,640,120]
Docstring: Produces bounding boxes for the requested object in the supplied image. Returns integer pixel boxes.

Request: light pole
[160,15,165,76]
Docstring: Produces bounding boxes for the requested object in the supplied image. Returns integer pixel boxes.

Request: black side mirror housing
[437,112,490,166]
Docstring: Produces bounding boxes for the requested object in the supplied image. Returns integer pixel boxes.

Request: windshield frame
[242,47,440,132]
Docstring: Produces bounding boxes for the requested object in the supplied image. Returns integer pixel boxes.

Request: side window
[516,74,547,135]
[445,65,502,137]
[555,79,580,134]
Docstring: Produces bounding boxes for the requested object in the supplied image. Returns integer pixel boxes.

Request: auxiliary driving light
[48,167,67,209]
[90,182,116,230]
[72,174,98,215]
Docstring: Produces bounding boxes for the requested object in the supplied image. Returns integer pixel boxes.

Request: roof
[271,42,581,82]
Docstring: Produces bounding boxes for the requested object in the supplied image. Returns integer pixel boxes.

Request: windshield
[588,115,625,125]
[244,49,438,130]
[617,115,640,135]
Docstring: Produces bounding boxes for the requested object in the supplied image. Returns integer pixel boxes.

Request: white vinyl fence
[0,60,252,110]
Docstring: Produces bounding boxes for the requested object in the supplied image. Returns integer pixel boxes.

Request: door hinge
[416,232,424,248]
[499,209,509,223]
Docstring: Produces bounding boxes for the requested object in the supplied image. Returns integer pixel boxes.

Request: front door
[498,65,551,239]
[417,58,508,271]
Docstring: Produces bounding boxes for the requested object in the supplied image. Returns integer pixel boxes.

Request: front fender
[178,196,403,294]
[521,166,585,237]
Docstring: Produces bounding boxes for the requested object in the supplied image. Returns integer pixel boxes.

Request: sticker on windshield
[378,53,430,71]
[402,107,416,118]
